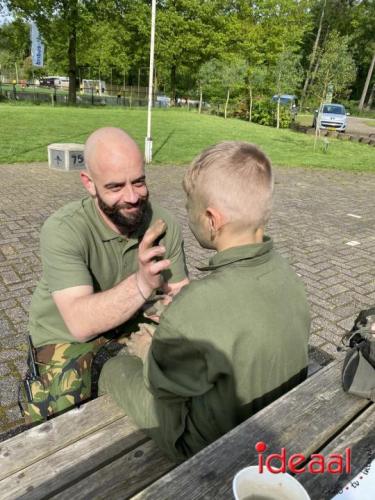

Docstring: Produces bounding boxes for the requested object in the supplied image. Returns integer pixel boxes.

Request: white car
[313,103,349,132]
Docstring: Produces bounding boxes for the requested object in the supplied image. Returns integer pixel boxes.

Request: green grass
[296,114,314,127]
[0,104,374,170]
[363,119,375,127]
[1,83,68,95]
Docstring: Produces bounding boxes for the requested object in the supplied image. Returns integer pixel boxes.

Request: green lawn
[1,83,68,95]
[295,113,314,127]
[0,104,374,170]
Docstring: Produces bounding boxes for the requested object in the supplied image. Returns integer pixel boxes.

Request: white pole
[145,0,156,164]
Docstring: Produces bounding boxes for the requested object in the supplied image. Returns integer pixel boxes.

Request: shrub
[235,99,293,128]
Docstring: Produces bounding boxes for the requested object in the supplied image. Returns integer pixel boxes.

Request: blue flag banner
[31,22,44,67]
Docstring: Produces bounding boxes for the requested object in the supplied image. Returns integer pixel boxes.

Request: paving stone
[0,376,18,406]
[0,334,27,350]
[5,307,28,324]
[0,350,24,362]
[0,299,18,311]
[0,269,20,284]
[5,405,23,422]
[0,363,11,376]
[326,284,350,296]
[1,162,375,435]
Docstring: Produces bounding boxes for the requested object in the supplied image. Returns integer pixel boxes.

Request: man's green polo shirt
[29,197,188,347]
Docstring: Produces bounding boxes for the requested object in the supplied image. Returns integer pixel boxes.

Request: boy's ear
[206,206,226,232]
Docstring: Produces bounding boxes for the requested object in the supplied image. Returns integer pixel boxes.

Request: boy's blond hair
[183,141,273,230]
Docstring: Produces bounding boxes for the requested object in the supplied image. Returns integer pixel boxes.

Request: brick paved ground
[1,162,375,438]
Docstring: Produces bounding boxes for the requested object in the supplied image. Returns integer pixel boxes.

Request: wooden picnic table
[0,357,373,500]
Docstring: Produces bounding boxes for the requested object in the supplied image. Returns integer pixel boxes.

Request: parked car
[156,95,171,107]
[313,103,349,132]
[39,76,70,89]
[271,94,298,115]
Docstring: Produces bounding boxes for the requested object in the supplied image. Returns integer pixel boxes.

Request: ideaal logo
[255,441,351,474]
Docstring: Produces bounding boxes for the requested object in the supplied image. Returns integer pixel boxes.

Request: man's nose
[123,184,139,204]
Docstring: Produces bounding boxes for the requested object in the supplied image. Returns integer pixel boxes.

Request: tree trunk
[358,51,375,110]
[67,1,78,105]
[301,0,326,108]
[276,98,280,129]
[199,85,202,114]
[170,64,177,105]
[366,83,375,110]
[249,85,253,122]
[310,28,329,94]
[153,67,158,105]
[224,88,230,119]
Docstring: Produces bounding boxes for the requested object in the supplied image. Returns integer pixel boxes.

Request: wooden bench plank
[132,360,371,499]
[0,415,146,499]
[299,403,375,500]
[51,440,175,500]
[0,395,125,480]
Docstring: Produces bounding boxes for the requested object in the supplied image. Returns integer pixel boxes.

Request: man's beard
[97,192,150,236]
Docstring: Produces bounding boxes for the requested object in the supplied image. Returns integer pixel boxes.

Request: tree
[232,0,313,67]
[1,0,130,103]
[247,66,267,122]
[309,30,356,104]
[197,59,222,114]
[0,18,30,82]
[300,0,326,107]
[300,0,375,102]
[358,49,375,110]
[154,0,228,102]
[271,50,303,128]
[221,58,247,119]
[2,0,82,103]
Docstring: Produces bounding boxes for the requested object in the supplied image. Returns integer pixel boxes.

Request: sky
[0,5,12,25]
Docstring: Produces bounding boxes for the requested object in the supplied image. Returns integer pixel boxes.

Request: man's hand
[126,323,156,362]
[136,219,171,300]
[143,294,173,323]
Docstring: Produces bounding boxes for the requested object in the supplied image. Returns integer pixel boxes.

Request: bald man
[99,141,310,461]
[23,127,188,424]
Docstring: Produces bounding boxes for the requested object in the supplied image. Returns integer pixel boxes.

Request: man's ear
[80,171,96,197]
[206,206,226,232]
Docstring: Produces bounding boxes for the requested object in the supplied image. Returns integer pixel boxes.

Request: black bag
[341,307,375,402]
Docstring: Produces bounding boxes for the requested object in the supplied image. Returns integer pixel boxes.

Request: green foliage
[1,0,373,108]
[271,50,303,97]
[0,18,30,65]
[155,0,228,98]
[309,30,357,103]
[222,57,247,91]
[197,59,224,100]
[237,99,292,128]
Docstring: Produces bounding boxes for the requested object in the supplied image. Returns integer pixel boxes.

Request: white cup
[233,466,311,500]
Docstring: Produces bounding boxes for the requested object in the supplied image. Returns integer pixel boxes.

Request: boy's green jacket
[100,237,311,461]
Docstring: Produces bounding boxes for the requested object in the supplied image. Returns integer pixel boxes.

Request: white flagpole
[145,0,156,164]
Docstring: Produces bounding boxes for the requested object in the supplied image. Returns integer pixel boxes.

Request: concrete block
[48,143,85,171]
[358,137,371,144]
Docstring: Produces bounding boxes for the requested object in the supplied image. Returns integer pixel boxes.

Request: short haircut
[183,141,273,230]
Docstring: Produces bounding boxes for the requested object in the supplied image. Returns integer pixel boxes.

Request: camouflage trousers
[20,340,105,425]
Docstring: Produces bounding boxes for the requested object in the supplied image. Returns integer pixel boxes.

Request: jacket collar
[197,236,273,271]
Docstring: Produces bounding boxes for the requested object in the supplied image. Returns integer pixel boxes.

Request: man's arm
[52,220,170,341]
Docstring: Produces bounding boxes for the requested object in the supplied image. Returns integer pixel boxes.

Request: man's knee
[20,342,95,424]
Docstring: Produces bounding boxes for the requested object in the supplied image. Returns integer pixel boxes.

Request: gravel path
[346,116,375,136]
